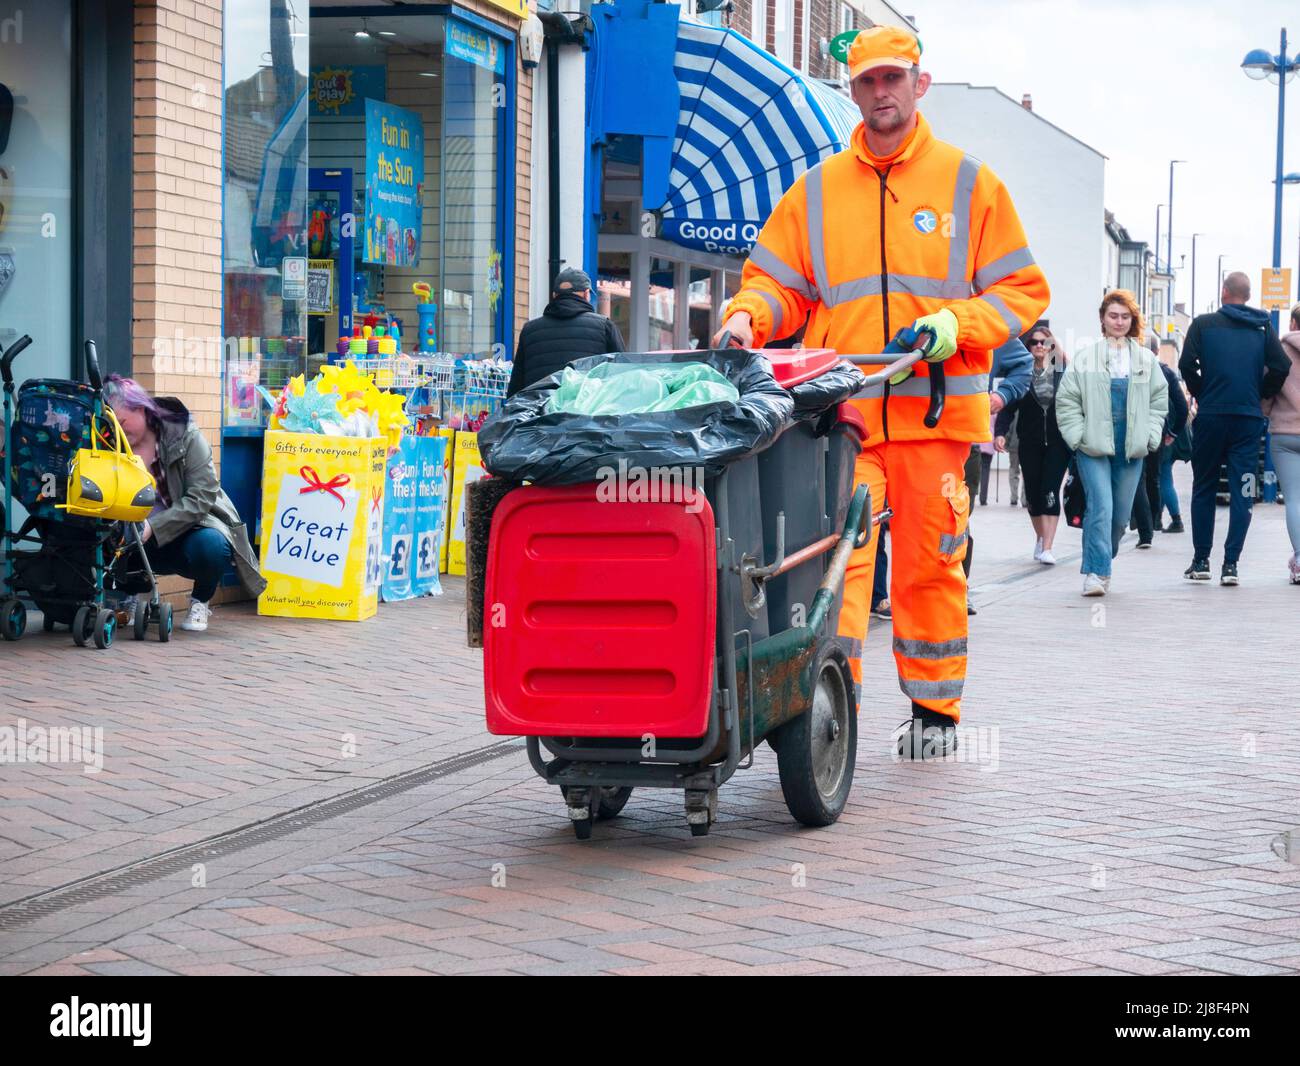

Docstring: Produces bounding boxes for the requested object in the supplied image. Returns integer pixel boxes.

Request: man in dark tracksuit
[507,268,625,396]
[1179,271,1291,584]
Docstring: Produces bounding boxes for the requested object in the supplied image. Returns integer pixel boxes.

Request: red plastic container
[484,484,717,738]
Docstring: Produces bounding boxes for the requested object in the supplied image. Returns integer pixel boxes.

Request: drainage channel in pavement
[0,737,524,931]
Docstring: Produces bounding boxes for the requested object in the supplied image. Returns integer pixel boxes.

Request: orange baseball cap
[848,26,922,81]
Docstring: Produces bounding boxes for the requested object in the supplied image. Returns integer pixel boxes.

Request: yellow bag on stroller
[62,409,157,522]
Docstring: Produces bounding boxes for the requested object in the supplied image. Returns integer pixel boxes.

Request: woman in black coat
[995,326,1071,565]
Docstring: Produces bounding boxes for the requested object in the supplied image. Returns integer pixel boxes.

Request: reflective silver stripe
[973,247,1036,294]
[900,677,965,700]
[805,164,831,304]
[749,242,816,301]
[894,636,968,660]
[854,372,989,400]
[756,290,784,338]
[834,635,863,660]
[827,273,968,307]
[978,292,1023,339]
[939,530,969,554]
[947,154,982,282]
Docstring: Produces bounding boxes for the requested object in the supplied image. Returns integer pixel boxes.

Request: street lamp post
[1242,29,1299,329]
[1168,161,1183,293]
[1155,204,1164,273]
[1217,253,1227,309]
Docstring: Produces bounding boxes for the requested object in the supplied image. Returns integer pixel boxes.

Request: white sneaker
[1290,555,1300,585]
[1033,537,1044,561]
[1038,549,1057,566]
[1081,574,1106,596]
[180,599,211,632]
[1102,576,1111,593]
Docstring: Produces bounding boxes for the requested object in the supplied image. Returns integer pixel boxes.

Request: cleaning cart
[472,332,943,838]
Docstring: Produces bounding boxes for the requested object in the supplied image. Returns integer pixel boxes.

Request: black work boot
[896,704,958,760]
[1163,516,1185,533]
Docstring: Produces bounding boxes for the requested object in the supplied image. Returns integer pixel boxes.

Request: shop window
[222,0,309,429]
[0,0,73,382]
[597,252,632,343]
[649,257,677,351]
[688,267,713,349]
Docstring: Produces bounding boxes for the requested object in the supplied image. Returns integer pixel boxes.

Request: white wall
[529,45,587,319]
[922,84,1106,352]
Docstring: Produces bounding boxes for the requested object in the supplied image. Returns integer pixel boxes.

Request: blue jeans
[1076,379,1144,577]
[145,526,233,602]
[1159,445,1180,520]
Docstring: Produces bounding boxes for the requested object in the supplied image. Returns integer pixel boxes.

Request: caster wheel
[774,643,857,827]
[572,818,593,841]
[93,608,116,650]
[42,614,57,633]
[72,605,92,647]
[0,598,26,641]
[689,821,710,837]
[157,602,172,642]
[133,600,148,641]
[594,786,633,820]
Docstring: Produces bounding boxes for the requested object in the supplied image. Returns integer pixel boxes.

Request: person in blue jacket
[1179,271,1292,584]
[961,336,1032,613]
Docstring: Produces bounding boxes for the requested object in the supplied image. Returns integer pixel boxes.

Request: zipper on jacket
[877,165,894,441]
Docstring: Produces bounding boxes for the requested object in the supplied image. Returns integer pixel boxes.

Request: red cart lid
[758,348,841,389]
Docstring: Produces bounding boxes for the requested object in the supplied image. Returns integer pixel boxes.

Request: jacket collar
[852,111,934,169]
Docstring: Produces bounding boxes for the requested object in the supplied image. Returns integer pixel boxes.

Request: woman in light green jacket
[1056,290,1168,596]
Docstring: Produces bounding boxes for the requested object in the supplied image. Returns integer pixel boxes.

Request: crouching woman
[104,375,266,630]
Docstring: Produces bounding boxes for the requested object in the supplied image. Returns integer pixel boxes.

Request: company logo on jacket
[912,207,938,235]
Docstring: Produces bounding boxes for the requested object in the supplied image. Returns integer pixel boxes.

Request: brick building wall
[726,0,872,79]
[132,0,224,448]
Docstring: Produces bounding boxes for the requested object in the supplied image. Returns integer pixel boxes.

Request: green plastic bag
[547,362,739,415]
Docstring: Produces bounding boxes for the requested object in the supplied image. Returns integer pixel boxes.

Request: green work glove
[913,308,959,363]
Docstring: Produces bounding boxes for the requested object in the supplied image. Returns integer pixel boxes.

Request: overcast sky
[910,0,1300,315]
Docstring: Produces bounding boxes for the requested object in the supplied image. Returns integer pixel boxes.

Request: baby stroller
[1,337,173,647]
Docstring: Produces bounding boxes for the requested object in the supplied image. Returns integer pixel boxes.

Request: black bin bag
[479,349,812,486]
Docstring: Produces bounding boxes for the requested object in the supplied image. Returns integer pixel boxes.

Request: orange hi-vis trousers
[837,438,971,722]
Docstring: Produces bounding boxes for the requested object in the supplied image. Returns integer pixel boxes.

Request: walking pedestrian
[1265,303,1300,583]
[994,325,1070,565]
[1056,290,1168,596]
[1129,339,1189,548]
[507,268,625,396]
[1178,272,1291,584]
[713,25,1050,758]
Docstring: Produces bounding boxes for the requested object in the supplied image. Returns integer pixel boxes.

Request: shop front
[587,1,859,349]
[220,0,528,548]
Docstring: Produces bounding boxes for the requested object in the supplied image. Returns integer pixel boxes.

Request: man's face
[851,66,930,133]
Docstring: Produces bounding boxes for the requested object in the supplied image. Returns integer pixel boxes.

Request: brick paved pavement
[2,464,1298,975]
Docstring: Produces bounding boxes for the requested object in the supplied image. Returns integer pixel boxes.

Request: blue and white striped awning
[659,21,862,255]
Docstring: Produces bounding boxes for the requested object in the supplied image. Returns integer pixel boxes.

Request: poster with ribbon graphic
[257,432,388,621]
[380,433,447,602]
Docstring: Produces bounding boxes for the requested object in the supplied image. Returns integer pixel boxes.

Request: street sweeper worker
[713,26,1050,759]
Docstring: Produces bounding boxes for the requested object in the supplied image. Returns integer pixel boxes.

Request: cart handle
[1,334,32,388]
[84,339,103,393]
[842,325,946,428]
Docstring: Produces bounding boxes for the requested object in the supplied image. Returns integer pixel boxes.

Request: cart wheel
[775,643,857,827]
[689,821,710,837]
[133,600,149,641]
[572,817,593,841]
[157,602,172,642]
[42,613,57,633]
[0,598,26,641]
[93,608,116,650]
[595,786,633,820]
[72,605,92,647]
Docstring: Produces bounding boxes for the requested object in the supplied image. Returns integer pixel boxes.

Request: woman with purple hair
[104,375,265,631]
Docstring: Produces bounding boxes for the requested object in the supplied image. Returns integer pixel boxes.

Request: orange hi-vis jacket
[729,113,1051,447]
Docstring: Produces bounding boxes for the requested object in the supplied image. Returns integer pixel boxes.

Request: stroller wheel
[92,608,116,650]
[157,602,173,642]
[42,614,57,633]
[133,600,149,641]
[72,605,92,647]
[1,598,26,641]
